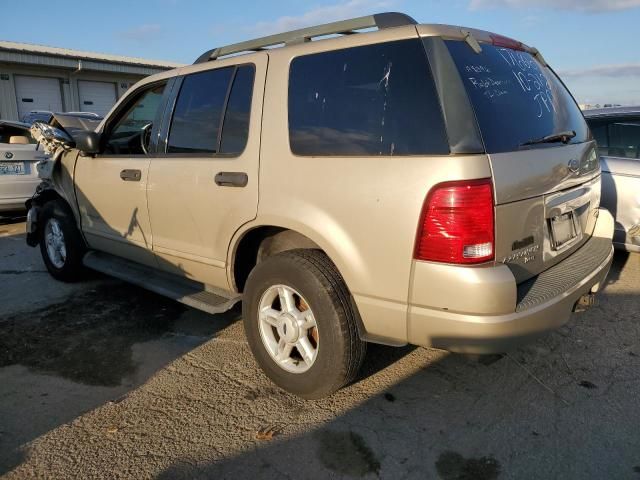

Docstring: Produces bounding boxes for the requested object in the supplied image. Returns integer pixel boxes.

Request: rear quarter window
[288,39,449,156]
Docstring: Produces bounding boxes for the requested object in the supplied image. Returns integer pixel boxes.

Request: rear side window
[220,66,255,154]
[168,68,233,154]
[445,41,590,154]
[288,39,449,156]
[167,65,255,155]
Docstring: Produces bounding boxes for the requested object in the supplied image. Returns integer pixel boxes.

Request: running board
[83,251,241,315]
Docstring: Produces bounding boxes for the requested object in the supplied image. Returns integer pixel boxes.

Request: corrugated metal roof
[0,40,184,69]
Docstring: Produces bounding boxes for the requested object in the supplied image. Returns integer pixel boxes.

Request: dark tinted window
[587,117,640,159]
[22,112,53,124]
[0,124,35,144]
[589,122,608,147]
[220,66,255,154]
[168,68,233,154]
[288,40,449,156]
[445,41,590,154]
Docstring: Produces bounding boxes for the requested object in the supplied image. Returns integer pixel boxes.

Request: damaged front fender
[30,121,75,183]
[25,186,66,247]
[26,122,81,247]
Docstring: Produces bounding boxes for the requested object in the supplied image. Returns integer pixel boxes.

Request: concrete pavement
[1,217,639,479]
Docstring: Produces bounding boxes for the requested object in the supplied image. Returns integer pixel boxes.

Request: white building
[0,41,182,121]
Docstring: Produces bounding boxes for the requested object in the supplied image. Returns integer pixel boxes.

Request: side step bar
[83,251,241,315]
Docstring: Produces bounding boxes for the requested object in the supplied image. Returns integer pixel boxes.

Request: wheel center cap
[278,313,300,343]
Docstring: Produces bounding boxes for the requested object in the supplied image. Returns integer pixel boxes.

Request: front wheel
[39,200,86,282]
[243,249,366,399]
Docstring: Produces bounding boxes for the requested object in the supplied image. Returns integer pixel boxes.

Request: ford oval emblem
[568,158,580,173]
[5,151,13,159]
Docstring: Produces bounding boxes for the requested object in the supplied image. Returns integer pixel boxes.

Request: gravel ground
[1,217,639,480]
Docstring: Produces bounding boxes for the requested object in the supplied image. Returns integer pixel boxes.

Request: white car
[0,120,47,213]
[584,107,640,252]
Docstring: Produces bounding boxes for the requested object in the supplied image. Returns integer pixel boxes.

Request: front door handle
[120,169,141,182]
[215,171,248,187]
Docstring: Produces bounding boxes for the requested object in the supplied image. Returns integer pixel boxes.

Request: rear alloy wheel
[243,249,366,399]
[258,284,319,374]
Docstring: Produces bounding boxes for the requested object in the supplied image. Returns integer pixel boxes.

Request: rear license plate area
[0,162,26,175]
[550,211,577,249]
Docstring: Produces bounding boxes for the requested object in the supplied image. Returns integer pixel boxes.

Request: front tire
[39,200,86,282]
[243,249,366,399]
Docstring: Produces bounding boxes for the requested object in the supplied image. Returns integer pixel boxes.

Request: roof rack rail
[193,12,417,64]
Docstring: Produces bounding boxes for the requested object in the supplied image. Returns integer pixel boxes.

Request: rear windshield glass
[445,41,590,154]
[0,125,34,144]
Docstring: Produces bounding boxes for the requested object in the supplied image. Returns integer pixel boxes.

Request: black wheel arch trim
[25,188,73,247]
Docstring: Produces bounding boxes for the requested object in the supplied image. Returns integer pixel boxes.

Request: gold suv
[27,13,614,398]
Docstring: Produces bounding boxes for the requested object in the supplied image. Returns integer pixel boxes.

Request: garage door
[14,76,63,120]
[78,81,117,116]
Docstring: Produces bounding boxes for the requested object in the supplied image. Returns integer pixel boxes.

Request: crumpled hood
[49,113,101,139]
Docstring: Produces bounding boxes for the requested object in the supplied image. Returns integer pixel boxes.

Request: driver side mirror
[74,131,101,155]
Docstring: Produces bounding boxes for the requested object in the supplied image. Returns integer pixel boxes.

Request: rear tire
[243,249,366,399]
[39,200,86,282]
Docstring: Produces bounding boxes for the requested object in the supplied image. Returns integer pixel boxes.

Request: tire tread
[288,249,366,389]
[243,248,366,398]
[39,200,86,282]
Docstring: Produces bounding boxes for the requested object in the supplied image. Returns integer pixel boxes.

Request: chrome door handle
[120,169,141,182]
[215,172,248,187]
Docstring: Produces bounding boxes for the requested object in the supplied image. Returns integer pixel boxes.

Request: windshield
[445,41,590,154]
[23,112,52,124]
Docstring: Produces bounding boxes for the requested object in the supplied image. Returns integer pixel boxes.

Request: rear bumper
[0,197,29,212]
[0,177,39,212]
[407,209,615,354]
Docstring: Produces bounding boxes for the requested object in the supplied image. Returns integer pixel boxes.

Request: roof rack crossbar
[194,12,417,64]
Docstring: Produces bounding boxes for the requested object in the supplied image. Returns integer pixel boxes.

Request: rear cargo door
[445,40,600,282]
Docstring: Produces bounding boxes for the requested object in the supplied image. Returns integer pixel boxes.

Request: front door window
[103,83,166,155]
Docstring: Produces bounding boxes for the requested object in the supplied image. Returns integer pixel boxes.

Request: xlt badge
[502,244,539,264]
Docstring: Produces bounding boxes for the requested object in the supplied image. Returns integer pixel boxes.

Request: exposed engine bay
[29,113,101,182]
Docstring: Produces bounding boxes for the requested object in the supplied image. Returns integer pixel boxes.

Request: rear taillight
[414,179,495,264]
[490,34,525,51]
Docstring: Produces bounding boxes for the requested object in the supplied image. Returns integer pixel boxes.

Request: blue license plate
[0,162,26,175]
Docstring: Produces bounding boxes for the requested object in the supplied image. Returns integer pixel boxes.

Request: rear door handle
[120,169,141,182]
[215,171,248,187]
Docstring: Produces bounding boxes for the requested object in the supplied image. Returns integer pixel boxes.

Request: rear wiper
[520,130,576,147]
